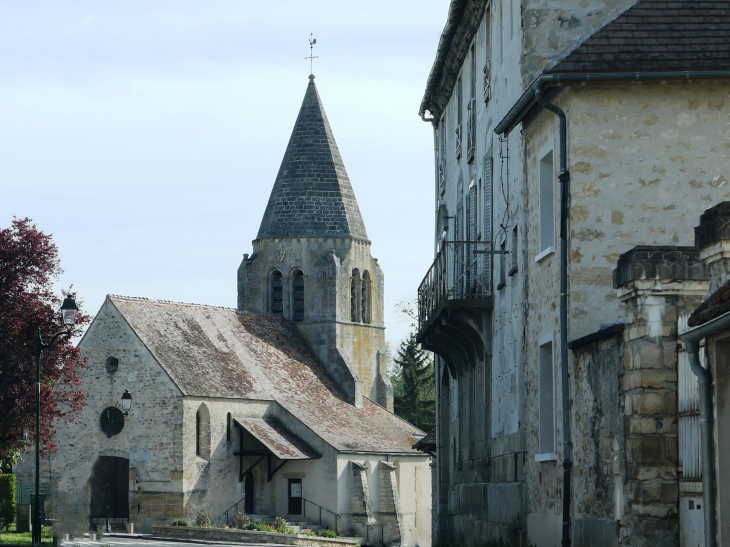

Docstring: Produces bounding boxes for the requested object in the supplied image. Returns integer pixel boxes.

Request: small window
[271,271,283,315]
[106,357,119,373]
[361,271,371,324]
[539,337,556,455]
[509,226,518,276]
[351,269,361,322]
[196,404,211,459]
[226,412,232,442]
[539,149,555,253]
[292,270,304,322]
[196,412,201,456]
[497,240,506,290]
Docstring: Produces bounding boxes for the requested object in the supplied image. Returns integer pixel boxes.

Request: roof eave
[419,0,486,120]
[495,70,730,137]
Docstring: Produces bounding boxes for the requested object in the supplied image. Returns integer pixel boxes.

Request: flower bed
[153,525,364,547]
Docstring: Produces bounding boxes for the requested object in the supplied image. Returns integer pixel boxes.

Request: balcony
[416,241,493,377]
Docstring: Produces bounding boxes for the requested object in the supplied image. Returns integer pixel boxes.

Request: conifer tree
[391,331,435,431]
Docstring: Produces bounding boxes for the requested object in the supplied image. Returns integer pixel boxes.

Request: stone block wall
[378,461,405,546]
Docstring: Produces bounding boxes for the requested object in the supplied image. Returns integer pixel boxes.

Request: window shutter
[483,156,493,243]
[469,185,477,242]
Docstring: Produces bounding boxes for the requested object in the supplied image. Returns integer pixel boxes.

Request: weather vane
[305,33,318,75]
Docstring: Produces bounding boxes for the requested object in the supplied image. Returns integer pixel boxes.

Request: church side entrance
[288,479,302,515]
[89,456,129,519]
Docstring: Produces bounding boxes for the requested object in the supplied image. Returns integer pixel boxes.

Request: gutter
[680,312,728,547]
[495,70,730,137]
[533,88,572,547]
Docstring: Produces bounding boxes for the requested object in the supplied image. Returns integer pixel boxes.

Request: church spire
[256,76,368,240]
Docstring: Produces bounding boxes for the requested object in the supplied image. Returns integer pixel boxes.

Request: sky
[0,1,446,348]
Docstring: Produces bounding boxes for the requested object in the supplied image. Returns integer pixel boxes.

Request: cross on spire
[305,33,318,75]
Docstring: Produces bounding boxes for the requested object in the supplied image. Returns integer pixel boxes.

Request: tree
[391,331,435,431]
[0,218,89,468]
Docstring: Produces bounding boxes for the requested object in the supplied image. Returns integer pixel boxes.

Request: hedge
[0,474,17,532]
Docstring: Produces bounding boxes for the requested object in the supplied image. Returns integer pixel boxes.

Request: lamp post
[32,296,78,546]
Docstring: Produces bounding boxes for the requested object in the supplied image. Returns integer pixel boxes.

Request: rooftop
[107,295,420,454]
[257,76,368,241]
[549,0,730,73]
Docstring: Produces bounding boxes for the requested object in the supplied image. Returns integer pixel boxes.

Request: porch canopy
[233,417,319,460]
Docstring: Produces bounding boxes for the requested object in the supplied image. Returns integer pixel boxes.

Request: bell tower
[237,75,392,411]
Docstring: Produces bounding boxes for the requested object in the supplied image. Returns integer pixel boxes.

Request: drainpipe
[680,312,729,547]
[534,87,572,547]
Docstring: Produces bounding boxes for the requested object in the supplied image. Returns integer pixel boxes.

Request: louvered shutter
[483,156,493,291]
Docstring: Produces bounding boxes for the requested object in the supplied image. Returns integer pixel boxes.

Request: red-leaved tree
[0,218,89,468]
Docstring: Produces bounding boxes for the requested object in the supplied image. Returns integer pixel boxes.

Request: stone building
[16,75,432,546]
[416,0,730,546]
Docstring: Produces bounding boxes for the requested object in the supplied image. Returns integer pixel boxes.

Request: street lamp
[32,296,78,546]
[121,390,133,414]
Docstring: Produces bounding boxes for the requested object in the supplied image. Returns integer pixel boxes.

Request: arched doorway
[89,456,129,519]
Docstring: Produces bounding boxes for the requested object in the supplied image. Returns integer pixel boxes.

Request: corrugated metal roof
[108,295,422,455]
[233,417,318,460]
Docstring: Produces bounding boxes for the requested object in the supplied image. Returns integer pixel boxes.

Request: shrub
[0,474,17,532]
[233,511,250,529]
[318,529,337,538]
[193,509,211,528]
[172,519,189,526]
[272,516,287,530]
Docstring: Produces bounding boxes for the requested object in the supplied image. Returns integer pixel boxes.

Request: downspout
[680,312,730,547]
[534,88,572,547]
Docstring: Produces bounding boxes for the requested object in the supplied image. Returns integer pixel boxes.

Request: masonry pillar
[614,246,708,546]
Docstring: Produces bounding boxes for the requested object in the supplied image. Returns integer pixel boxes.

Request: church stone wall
[38,298,185,536]
[238,235,390,409]
[337,454,432,547]
[181,397,339,524]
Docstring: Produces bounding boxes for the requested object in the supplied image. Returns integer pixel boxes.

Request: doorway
[288,479,302,515]
[244,471,254,514]
[89,456,129,519]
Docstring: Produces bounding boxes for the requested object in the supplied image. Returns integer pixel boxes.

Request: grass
[0,523,53,546]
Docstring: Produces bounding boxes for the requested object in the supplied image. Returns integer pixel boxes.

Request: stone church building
[25,75,432,546]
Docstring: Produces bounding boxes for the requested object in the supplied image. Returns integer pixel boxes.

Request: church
[35,75,432,546]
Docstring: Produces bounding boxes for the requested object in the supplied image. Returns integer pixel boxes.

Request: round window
[100,407,125,437]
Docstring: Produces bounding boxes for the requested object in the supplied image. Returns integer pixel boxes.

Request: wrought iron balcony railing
[417,241,492,332]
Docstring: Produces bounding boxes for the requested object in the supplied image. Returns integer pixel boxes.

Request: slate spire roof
[257,75,368,240]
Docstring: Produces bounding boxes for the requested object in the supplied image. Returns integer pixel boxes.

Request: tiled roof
[688,278,730,327]
[257,76,368,240]
[549,0,730,73]
[233,417,319,460]
[108,296,420,454]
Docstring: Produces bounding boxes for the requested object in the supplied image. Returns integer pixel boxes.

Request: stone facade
[417,1,730,546]
[14,75,429,546]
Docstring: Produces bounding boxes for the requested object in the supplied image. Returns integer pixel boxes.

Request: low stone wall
[153,526,364,547]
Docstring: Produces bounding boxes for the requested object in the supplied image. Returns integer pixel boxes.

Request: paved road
[61,536,287,547]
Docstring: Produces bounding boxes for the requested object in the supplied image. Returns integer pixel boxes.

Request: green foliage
[272,516,287,530]
[318,529,337,538]
[172,519,189,526]
[248,521,273,532]
[193,509,211,528]
[0,474,17,531]
[0,523,52,545]
[233,510,250,529]
[391,331,435,431]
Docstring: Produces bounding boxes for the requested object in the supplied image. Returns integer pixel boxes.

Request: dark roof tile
[549,0,730,73]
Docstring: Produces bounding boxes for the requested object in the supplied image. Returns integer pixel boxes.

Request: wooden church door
[89,456,129,519]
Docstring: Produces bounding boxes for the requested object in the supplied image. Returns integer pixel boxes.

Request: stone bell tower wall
[237,236,391,409]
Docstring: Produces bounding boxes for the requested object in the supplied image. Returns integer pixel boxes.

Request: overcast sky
[0,1,446,348]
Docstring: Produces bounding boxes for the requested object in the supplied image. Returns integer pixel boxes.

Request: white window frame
[536,332,557,461]
[536,140,556,262]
